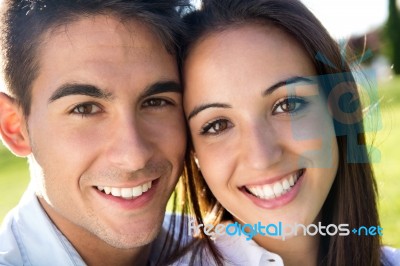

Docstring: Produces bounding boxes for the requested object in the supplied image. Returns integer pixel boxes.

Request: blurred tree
[386,0,400,74]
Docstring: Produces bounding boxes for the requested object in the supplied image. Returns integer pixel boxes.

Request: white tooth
[262,184,275,198]
[273,182,284,197]
[255,186,264,198]
[132,186,143,197]
[111,187,121,197]
[289,176,295,186]
[104,187,111,194]
[294,172,299,182]
[148,181,152,189]
[97,186,104,191]
[121,188,133,198]
[266,194,275,200]
[142,183,149,192]
[282,179,290,190]
[251,187,264,198]
[247,186,258,196]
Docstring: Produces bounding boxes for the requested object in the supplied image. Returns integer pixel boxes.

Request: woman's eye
[72,103,102,116]
[142,98,171,108]
[200,119,232,135]
[272,97,308,115]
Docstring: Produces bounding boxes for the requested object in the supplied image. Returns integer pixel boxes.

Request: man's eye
[71,103,102,116]
[200,119,232,136]
[272,97,308,115]
[142,98,171,108]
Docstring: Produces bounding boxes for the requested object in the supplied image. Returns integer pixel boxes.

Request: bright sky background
[302,0,388,39]
[191,0,390,39]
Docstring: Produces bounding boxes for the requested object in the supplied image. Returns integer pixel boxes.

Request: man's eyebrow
[263,76,314,96]
[48,84,113,103]
[187,103,232,121]
[140,81,182,99]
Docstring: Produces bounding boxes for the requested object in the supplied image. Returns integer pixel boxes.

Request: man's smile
[96,180,154,200]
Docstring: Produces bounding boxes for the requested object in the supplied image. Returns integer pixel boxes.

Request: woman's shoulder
[382,246,400,266]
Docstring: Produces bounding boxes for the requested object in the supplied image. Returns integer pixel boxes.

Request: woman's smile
[242,168,305,209]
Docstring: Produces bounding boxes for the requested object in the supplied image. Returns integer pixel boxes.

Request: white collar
[213,223,284,266]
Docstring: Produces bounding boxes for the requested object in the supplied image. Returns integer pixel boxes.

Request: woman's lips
[242,169,305,209]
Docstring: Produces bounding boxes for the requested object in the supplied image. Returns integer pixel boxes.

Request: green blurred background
[1,0,400,249]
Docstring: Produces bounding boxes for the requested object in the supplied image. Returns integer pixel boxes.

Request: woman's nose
[240,120,283,171]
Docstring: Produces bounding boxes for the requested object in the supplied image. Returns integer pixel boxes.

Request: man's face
[24,15,186,248]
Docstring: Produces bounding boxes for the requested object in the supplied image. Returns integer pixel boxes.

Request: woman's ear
[0,92,31,157]
[193,152,200,169]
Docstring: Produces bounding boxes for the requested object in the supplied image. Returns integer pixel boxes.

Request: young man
[0,0,188,265]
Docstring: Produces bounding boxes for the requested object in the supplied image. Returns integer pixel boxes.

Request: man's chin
[100,214,165,249]
[98,226,160,249]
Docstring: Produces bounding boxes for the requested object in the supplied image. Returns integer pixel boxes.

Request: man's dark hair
[0,0,188,116]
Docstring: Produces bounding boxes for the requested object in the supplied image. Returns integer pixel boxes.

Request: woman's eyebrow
[187,103,231,121]
[48,83,113,103]
[263,76,314,96]
[186,76,313,121]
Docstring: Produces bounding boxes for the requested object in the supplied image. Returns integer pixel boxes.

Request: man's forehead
[28,14,179,105]
[41,15,162,54]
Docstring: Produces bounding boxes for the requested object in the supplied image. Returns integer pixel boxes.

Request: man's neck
[74,235,151,266]
[38,197,152,266]
[61,220,152,266]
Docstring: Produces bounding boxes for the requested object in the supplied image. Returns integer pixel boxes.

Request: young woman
[179,0,399,265]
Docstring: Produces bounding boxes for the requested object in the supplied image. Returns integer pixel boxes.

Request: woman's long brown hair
[180,0,386,265]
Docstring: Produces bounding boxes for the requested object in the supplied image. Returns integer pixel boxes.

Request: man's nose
[106,116,153,172]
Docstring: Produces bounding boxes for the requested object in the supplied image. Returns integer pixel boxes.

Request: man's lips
[244,169,305,200]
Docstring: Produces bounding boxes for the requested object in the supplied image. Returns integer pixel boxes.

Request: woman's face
[183,24,339,232]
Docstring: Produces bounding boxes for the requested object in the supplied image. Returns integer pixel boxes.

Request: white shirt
[172,220,400,266]
[213,231,284,265]
[382,246,400,266]
[0,182,85,265]
[213,236,400,266]
[0,182,180,266]
[172,227,284,265]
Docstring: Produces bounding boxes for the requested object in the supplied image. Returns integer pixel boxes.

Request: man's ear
[0,92,31,157]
